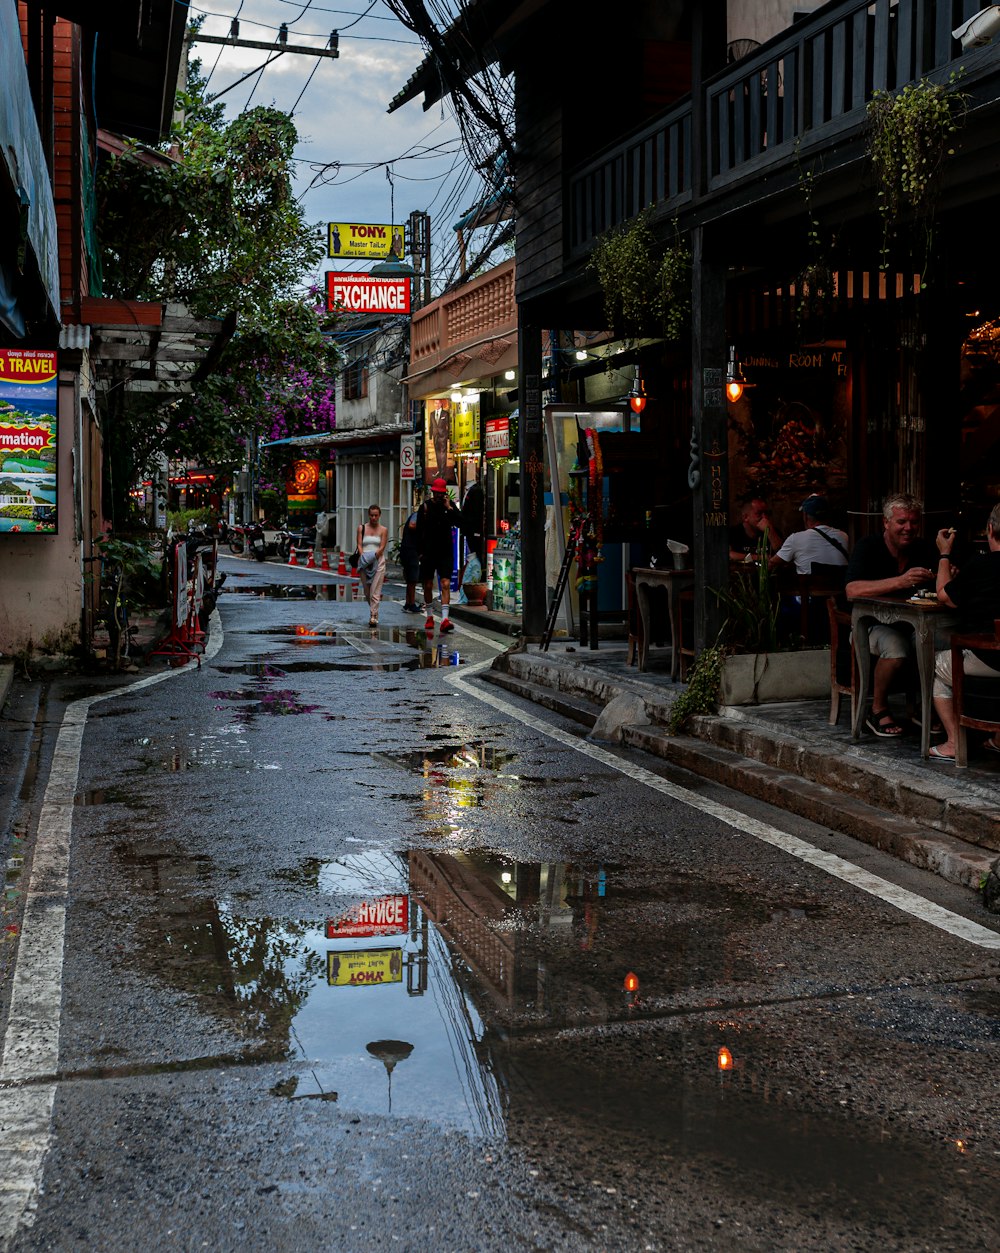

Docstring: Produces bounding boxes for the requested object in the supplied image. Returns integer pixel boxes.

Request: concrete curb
[487,648,999,895]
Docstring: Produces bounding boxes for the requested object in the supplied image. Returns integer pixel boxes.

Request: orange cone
[337,549,348,577]
[287,546,298,566]
[320,548,330,571]
[305,547,316,570]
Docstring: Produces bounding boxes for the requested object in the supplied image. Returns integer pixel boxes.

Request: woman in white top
[356,504,389,627]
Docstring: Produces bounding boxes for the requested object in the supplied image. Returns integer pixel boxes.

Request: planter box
[721,648,830,705]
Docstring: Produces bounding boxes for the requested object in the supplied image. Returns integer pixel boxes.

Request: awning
[67,298,236,395]
[261,422,412,451]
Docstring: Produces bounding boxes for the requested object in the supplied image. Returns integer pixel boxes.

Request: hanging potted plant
[590,213,691,341]
[866,74,967,282]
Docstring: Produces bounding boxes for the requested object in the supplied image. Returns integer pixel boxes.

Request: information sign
[399,435,416,481]
[0,349,58,534]
[326,273,411,315]
[328,223,405,260]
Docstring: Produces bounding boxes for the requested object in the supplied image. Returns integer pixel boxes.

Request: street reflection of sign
[327,947,403,987]
[326,895,409,939]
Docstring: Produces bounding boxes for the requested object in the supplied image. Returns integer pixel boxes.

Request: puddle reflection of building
[407,851,608,1019]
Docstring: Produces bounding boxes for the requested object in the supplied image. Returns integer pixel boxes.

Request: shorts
[420,552,453,583]
[401,550,420,584]
[867,622,913,660]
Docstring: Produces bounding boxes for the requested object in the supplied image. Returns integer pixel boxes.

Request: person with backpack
[415,478,460,633]
[769,495,848,576]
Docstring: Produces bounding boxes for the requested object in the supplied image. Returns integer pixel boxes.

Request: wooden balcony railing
[568,0,986,257]
[410,257,516,371]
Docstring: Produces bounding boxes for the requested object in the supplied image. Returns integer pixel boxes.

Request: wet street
[3,556,1000,1251]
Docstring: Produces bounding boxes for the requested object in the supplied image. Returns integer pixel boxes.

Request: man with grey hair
[845,492,936,737]
[929,504,1000,760]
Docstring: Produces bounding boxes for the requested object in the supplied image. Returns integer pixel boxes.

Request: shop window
[344,360,368,400]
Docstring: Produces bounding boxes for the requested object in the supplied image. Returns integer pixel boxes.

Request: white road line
[0,614,223,1247]
[449,662,1000,952]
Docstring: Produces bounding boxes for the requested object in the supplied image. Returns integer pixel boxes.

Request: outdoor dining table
[850,594,960,759]
[632,566,694,678]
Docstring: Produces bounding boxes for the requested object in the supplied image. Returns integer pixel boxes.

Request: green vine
[590,211,691,340]
[866,73,967,281]
[667,642,727,733]
[795,149,837,330]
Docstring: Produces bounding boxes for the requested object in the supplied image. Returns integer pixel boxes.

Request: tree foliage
[95,41,338,521]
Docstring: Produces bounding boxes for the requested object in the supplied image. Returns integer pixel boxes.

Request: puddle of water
[222,583,335,600]
[76,788,150,808]
[110,839,1000,1237]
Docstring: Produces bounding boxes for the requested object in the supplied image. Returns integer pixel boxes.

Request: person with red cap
[415,478,460,633]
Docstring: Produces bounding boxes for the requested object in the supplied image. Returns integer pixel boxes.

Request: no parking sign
[400,434,415,480]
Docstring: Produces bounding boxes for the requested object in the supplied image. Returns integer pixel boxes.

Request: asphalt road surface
[2,556,1000,1251]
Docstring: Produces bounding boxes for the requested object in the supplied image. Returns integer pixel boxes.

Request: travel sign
[327,222,404,260]
[326,273,411,315]
[0,348,58,534]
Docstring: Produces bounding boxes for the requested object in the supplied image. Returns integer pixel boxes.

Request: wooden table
[632,567,694,678]
[850,595,960,758]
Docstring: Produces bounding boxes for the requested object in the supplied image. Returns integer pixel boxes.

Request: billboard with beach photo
[0,349,58,534]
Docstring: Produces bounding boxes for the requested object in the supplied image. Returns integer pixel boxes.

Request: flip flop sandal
[983,739,1000,755]
[928,745,955,760]
[865,709,904,738]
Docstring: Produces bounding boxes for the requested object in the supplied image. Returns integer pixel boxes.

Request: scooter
[229,522,267,560]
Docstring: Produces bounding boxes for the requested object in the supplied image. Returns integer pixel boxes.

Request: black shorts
[401,550,420,583]
[419,553,453,582]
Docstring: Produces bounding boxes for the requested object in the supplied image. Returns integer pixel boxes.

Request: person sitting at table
[929,506,1000,761]
[844,491,936,738]
[729,496,783,562]
[768,494,849,575]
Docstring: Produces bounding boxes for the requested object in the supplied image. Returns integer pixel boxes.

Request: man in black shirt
[930,504,1000,760]
[416,477,460,633]
[844,492,936,736]
[728,497,782,561]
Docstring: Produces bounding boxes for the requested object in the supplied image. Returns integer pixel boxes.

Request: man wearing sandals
[845,493,936,738]
[929,505,1000,760]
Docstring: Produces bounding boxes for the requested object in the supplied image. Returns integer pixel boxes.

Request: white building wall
[0,368,85,654]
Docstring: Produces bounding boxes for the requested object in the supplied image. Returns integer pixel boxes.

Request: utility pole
[192,29,340,59]
[407,210,431,309]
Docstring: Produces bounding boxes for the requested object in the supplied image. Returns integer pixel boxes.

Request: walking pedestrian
[356,504,388,627]
[416,477,460,633]
[400,505,421,612]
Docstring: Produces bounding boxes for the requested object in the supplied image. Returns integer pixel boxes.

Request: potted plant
[715,540,830,705]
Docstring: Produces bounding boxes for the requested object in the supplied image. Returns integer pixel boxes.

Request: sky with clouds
[188,1,479,291]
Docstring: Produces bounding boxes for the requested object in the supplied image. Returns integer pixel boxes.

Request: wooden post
[518,321,546,639]
[690,227,729,651]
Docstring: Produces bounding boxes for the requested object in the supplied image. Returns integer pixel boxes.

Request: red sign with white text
[485,416,510,458]
[325,895,409,939]
[326,273,411,315]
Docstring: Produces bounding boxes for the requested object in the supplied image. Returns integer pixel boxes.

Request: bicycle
[84,544,135,669]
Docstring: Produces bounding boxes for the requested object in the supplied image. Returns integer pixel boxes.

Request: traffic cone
[337,549,348,577]
[320,548,330,571]
[287,546,298,566]
[305,547,316,570]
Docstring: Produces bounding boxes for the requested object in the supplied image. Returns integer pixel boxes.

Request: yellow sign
[327,947,403,988]
[328,223,405,260]
[451,408,479,453]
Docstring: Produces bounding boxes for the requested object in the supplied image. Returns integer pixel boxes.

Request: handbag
[349,524,361,569]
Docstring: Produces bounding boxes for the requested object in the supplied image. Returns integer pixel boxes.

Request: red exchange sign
[325,894,410,939]
[326,273,411,315]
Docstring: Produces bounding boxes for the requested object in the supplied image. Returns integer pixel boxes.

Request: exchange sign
[326,273,411,316]
[327,223,405,260]
[326,894,409,939]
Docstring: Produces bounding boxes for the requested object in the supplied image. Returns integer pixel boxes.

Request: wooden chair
[625,571,639,666]
[827,596,856,726]
[951,622,1000,767]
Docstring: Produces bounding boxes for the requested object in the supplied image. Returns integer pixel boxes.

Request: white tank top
[362,529,381,554]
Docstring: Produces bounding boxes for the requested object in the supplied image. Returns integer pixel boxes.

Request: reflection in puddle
[113,840,999,1234]
[208,664,322,720]
[222,583,335,600]
[374,743,520,835]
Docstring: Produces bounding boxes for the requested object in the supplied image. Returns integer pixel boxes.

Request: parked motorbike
[229,522,267,561]
[279,523,316,563]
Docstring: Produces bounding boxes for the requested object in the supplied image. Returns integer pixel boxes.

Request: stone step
[482,668,601,728]
[621,724,994,892]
